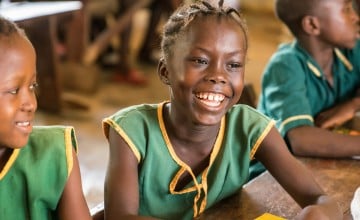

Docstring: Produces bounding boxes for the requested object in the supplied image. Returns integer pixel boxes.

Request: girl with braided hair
[102,1,341,219]
[0,16,91,220]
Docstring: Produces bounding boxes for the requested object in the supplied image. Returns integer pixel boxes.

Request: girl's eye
[344,4,353,13]
[9,88,19,95]
[227,62,242,70]
[192,58,208,65]
[30,82,39,91]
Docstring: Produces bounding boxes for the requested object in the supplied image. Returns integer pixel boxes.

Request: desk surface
[0,1,82,21]
[199,157,360,219]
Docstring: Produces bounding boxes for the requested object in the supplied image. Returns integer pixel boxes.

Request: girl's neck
[163,103,221,145]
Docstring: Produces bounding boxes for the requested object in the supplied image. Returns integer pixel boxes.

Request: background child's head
[160,0,248,63]
[275,0,324,36]
[275,0,359,48]
[0,16,37,149]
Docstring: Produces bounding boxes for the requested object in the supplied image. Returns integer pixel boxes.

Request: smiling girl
[102,1,342,219]
[0,16,91,220]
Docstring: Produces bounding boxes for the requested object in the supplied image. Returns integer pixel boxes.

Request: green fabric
[0,126,77,220]
[103,102,273,220]
[258,40,360,137]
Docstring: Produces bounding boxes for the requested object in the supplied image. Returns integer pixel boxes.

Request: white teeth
[16,121,30,126]
[196,92,225,107]
[196,92,225,102]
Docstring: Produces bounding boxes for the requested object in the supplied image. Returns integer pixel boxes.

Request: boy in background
[257,0,360,165]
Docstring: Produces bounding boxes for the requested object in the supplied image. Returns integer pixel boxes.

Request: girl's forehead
[185,16,246,41]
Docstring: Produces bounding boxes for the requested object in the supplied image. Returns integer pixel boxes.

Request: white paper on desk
[351,187,360,220]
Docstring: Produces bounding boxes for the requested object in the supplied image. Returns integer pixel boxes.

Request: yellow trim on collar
[334,48,353,71]
[307,62,322,77]
[159,101,225,218]
[307,48,353,78]
[279,115,314,133]
[0,149,20,180]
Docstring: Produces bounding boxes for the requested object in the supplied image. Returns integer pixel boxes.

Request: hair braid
[160,0,248,62]
[0,16,25,38]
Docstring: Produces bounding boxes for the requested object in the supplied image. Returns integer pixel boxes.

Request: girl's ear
[158,58,171,85]
[302,15,320,35]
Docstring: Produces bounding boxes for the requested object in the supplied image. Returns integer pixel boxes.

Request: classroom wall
[241,0,274,13]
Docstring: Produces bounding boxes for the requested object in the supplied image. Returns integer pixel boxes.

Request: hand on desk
[332,127,360,136]
[315,99,360,129]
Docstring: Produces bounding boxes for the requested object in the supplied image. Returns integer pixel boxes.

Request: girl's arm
[104,127,158,220]
[255,127,342,220]
[57,148,92,220]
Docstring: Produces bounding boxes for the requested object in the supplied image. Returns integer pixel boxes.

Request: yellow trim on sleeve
[0,149,20,180]
[64,127,74,177]
[103,119,141,163]
[250,120,275,160]
[278,115,314,133]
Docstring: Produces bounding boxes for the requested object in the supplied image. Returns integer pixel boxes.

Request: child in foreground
[0,17,91,220]
[102,1,342,219]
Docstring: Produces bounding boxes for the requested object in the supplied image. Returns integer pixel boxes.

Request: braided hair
[160,0,248,61]
[0,16,26,39]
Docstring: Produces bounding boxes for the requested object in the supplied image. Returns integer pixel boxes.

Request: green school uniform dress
[103,102,274,219]
[0,126,78,220]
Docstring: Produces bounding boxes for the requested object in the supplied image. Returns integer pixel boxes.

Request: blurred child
[0,16,91,220]
[137,0,182,65]
[256,0,360,173]
[101,1,342,219]
[112,0,148,85]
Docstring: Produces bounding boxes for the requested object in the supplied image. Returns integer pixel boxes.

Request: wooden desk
[0,1,82,113]
[198,157,360,219]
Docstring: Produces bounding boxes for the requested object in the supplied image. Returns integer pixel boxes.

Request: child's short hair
[275,0,322,36]
[0,16,26,38]
[160,0,248,61]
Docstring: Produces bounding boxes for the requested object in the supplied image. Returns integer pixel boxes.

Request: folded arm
[315,97,360,129]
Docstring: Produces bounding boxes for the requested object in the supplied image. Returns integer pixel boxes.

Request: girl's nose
[205,64,227,84]
[20,92,37,112]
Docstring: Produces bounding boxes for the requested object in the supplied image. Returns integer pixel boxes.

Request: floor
[34,8,286,209]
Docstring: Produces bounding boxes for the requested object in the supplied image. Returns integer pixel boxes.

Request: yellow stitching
[307,62,322,77]
[250,120,275,159]
[160,102,226,217]
[104,119,141,163]
[0,149,20,180]
[198,117,225,215]
[64,127,74,177]
[335,48,353,71]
